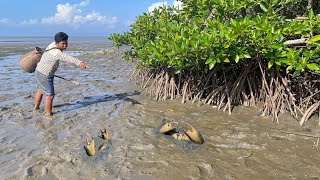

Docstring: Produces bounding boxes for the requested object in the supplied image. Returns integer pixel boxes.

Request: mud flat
[0,45,320,179]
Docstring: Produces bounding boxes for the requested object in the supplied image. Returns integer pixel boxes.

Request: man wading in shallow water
[33,32,88,117]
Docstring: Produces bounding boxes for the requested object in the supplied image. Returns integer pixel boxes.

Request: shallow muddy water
[0,39,320,179]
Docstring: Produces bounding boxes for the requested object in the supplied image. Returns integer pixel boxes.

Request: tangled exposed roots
[127,61,320,126]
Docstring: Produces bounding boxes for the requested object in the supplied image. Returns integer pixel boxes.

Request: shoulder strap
[44,47,60,52]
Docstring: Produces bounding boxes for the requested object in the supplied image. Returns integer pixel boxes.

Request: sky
[0,0,182,37]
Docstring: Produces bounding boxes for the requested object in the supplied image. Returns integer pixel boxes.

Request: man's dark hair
[55,32,68,42]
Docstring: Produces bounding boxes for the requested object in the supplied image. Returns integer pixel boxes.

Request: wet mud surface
[1,45,320,179]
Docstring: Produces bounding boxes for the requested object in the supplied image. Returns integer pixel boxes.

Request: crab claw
[159,122,178,134]
[100,128,109,140]
[85,137,96,156]
[185,123,204,144]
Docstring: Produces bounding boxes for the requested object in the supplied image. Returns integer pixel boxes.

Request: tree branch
[284,38,308,45]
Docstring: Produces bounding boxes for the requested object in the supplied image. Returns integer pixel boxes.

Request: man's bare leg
[34,89,43,110]
[45,95,54,117]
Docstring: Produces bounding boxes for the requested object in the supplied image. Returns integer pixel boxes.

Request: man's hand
[79,62,88,69]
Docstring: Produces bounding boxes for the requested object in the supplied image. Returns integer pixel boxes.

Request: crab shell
[159,122,178,134]
[171,132,191,141]
[85,137,96,156]
[100,128,109,140]
[185,123,204,144]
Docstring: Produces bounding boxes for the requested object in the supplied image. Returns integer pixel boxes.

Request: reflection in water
[35,118,53,131]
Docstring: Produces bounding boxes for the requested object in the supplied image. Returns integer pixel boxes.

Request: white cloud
[73,11,117,25]
[21,19,38,25]
[148,1,168,13]
[147,1,183,13]
[79,0,90,7]
[173,1,183,10]
[38,0,117,26]
[41,3,78,24]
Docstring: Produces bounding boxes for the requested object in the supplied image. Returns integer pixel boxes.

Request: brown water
[0,42,320,180]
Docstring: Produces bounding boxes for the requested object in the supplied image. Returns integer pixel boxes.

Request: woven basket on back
[18,47,43,73]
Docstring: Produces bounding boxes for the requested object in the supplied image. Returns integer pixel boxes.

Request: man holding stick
[34,32,88,117]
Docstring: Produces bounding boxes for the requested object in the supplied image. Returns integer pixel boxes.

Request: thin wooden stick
[300,102,320,126]
[223,70,232,115]
[120,62,131,72]
[54,75,80,85]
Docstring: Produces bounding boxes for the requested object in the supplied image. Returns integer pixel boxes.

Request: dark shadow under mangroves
[54,91,141,113]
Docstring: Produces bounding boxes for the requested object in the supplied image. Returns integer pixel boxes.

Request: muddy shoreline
[1,46,320,179]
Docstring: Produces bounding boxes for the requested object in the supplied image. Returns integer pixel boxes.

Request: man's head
[55,32,68,50]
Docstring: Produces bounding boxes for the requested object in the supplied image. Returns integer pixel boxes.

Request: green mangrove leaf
[235,55,240,63]
[308,9,315,19]
[243,54,251,58]
[296,64,303,72]
[268,59,274,68]
[259,2,268,12]
[278,58,289,66]
[294,31,302,35]
[292,70,301,77]
[307,63,320,71]
[286,66,292,73]
[209,59,217,70]
[271,44,282,50]
[309,35,320,42]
